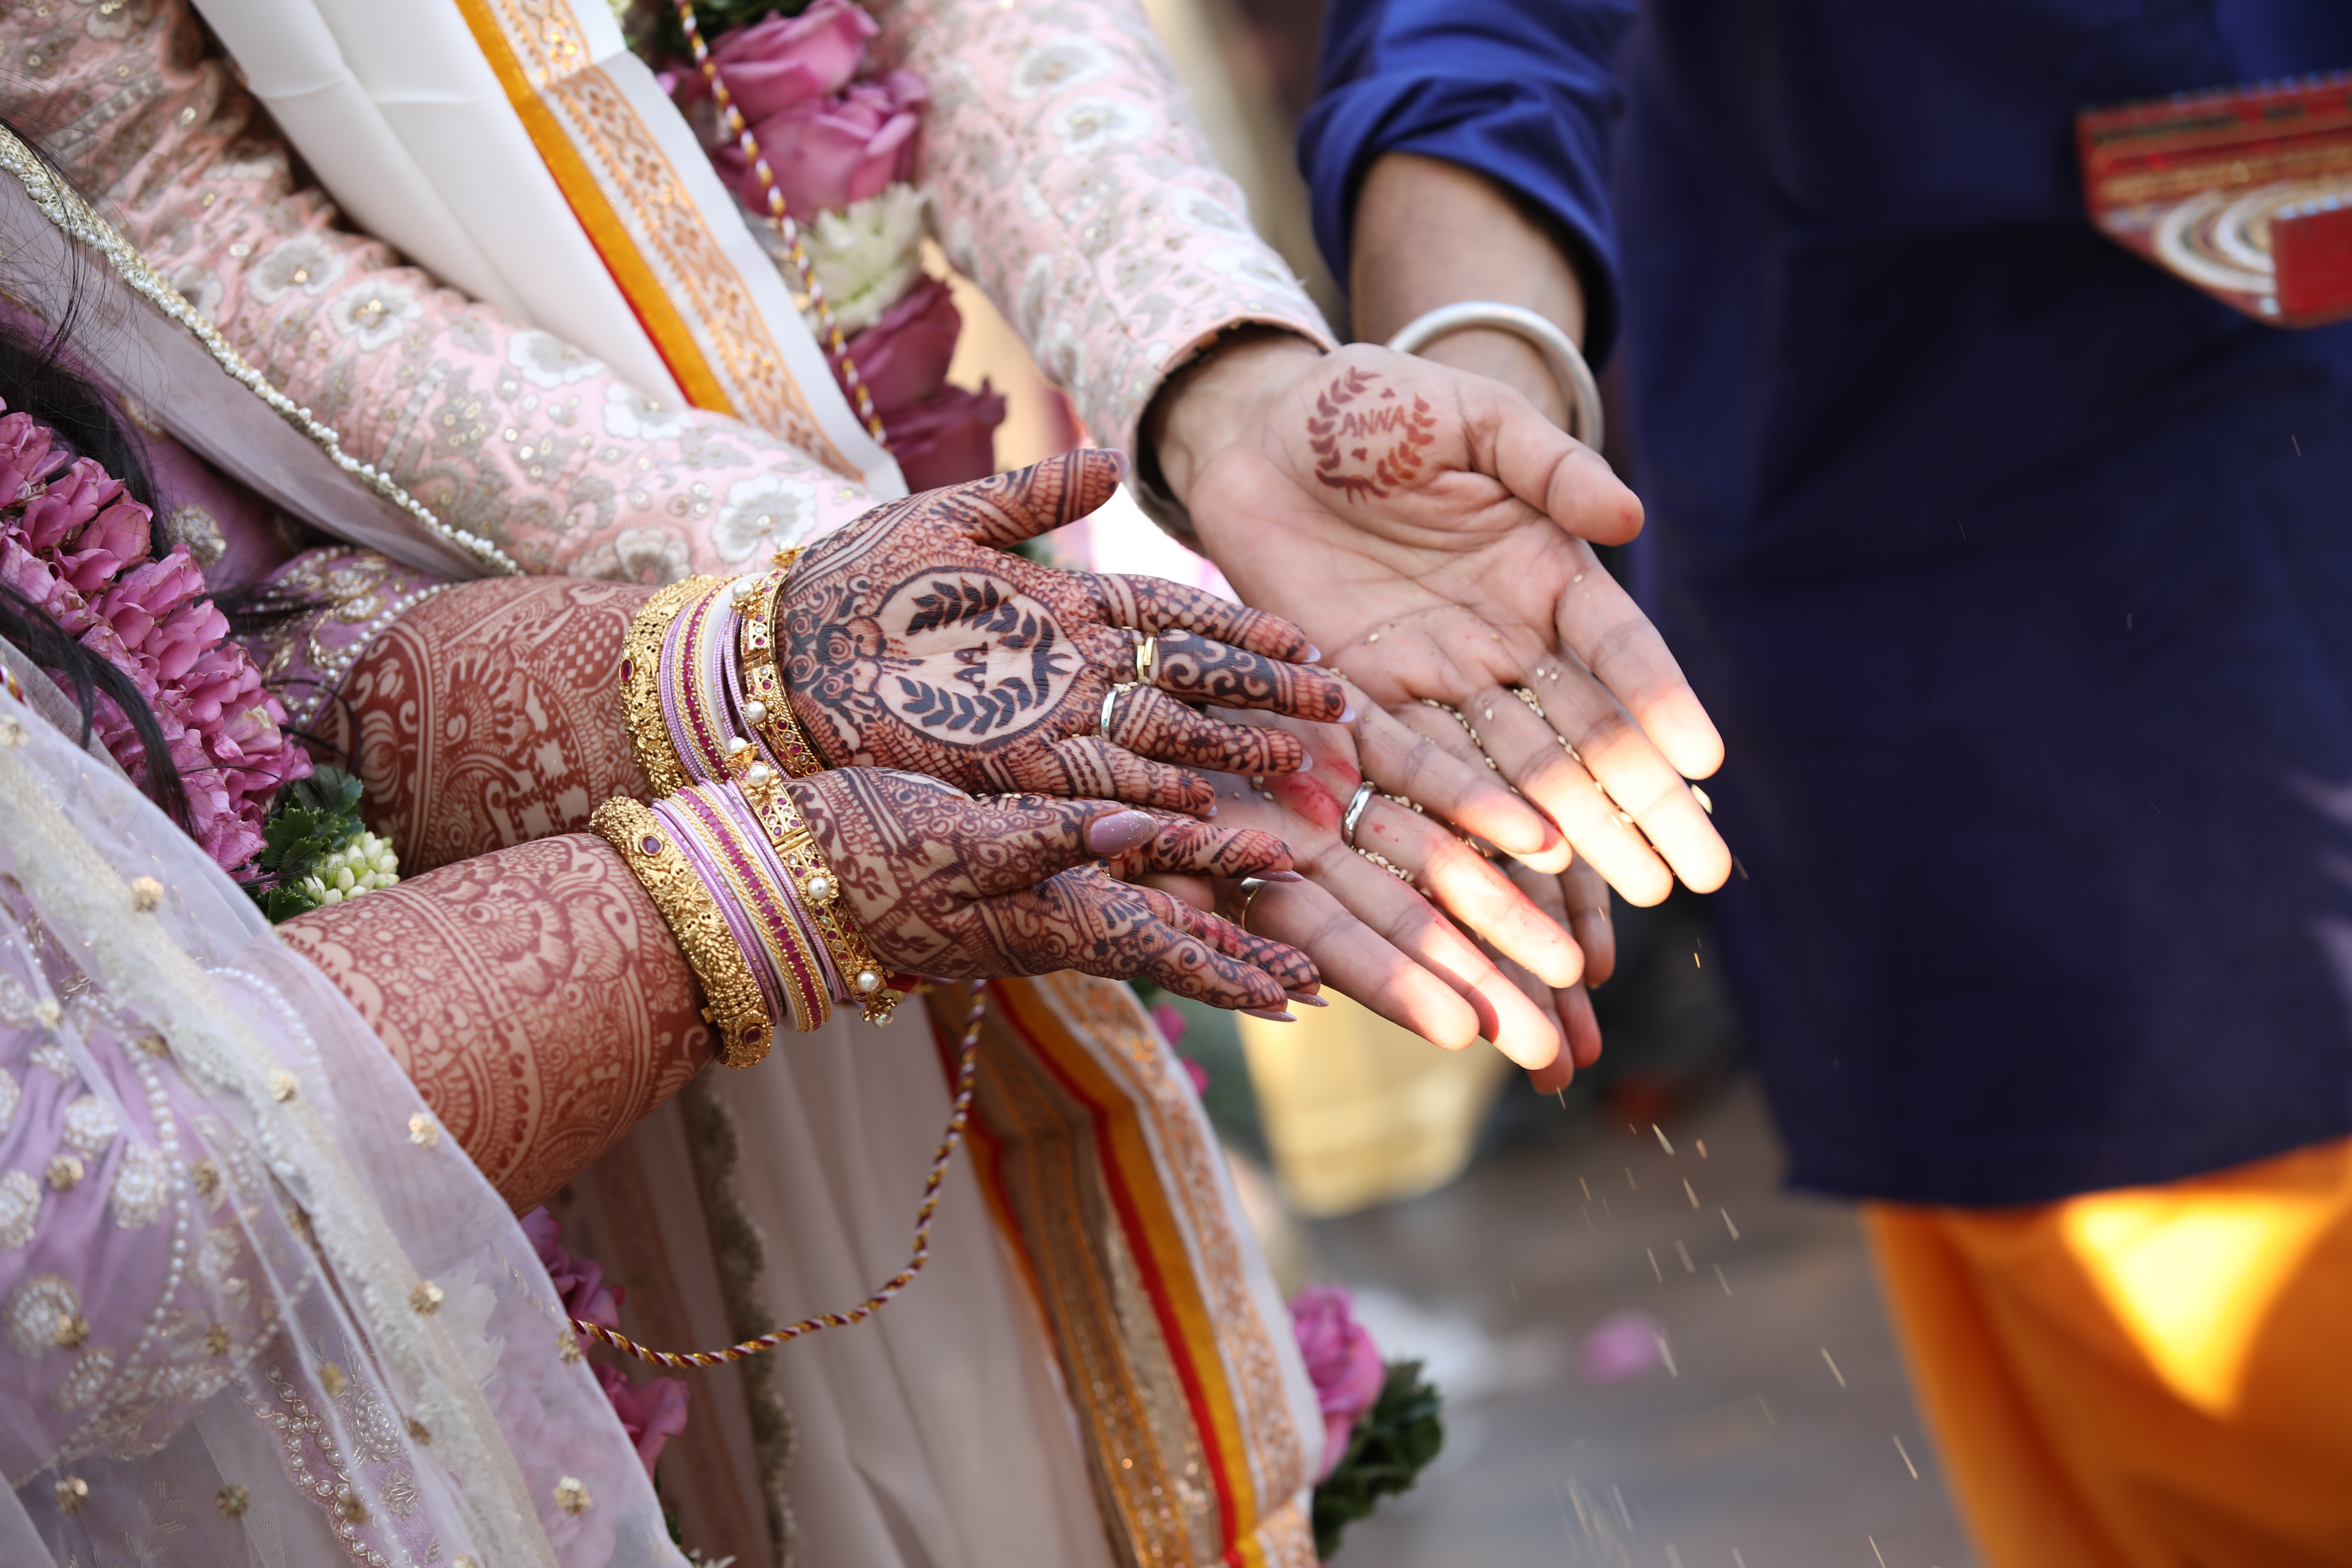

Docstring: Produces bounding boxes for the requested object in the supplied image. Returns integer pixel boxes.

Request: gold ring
[1233,876,1268,933]
[1134,630,1160,686]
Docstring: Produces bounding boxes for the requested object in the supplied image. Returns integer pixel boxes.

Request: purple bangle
[650,795,788,1031]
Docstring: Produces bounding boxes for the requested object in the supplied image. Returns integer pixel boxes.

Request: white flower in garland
[298,830,400,908]
[773,183,931,336]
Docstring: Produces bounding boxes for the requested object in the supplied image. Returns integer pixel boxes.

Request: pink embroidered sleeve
[871,0,1339,454]
[4,0,878,582]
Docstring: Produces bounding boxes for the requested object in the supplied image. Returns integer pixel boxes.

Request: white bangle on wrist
[1386,301,1605,450]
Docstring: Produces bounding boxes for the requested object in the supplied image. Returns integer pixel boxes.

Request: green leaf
[246,767,369,924]
[1310,1360,1446,1560]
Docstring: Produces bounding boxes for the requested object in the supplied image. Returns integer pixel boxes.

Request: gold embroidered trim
[465,0,861,477]
[589,796,770,1065]
[0,125,520,579]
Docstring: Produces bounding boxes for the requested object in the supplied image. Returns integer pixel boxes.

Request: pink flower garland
[0,399,308,870]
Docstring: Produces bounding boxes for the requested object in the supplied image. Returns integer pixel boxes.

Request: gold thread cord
[673,1,891,450]
[572,980,983,1366]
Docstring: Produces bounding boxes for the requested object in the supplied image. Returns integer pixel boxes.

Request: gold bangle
[620,575,726,797]
[746,779,899,1024]
[590,796,773,1065]
[738,544,828,778]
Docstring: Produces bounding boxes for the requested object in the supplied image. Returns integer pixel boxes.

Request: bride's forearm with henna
[277,833,712,1213]
[314,578,657,872]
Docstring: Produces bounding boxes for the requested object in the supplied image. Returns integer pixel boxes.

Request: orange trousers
[1867,1137,2352,1568]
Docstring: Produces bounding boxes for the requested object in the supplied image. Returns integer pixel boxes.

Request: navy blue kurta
[1302,1,2352,1205]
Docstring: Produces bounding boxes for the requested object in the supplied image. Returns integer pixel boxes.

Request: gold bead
[411,1280,443,1315]
[53,1313,89,1350]
[205,1322,230,1357]
[268,1071,297,1102]
[46,1154,82,1191]
[191,1159,221,1198]
[558,1332,583,1365]
[216,1484,249,1519]
[318,1360,345,1396]
[54,1476,88,1514]
[407,1113,439,1148]
[335,1494,368,1526]
[130,876,163,911]
[554,1476,592,1515]
[405,1416,432,1444]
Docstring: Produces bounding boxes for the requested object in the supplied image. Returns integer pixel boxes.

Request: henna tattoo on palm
[781,451,1351,812]
[1307,369,1441,502]
[784,767,1316,1010]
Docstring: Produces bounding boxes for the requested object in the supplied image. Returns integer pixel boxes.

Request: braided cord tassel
[573,979,985,1367]
[673,0,892,449]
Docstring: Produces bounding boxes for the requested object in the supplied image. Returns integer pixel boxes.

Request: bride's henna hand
[784,767,1316,1011]
[780,450,1351,813]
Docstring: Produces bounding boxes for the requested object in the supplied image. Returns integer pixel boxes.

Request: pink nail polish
[1240,1007,1296,1023]
[1286,991,1328,1007]
[1261,870,1306,883]
[1084,810,1157,854]
[1338,701,1358,724]
[1302,643,1323,663]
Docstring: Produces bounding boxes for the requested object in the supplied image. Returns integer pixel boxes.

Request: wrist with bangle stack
[597,546,902,1064]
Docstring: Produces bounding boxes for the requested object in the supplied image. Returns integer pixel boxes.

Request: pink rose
[95,550,208,674]
[1289,1285,1386,1480]
[844,276,960,413]
[593,1362,693,1477]
[714,68,928,217]
[698,0,878,122]
[882,380,1006,492]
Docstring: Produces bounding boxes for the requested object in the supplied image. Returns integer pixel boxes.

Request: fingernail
[1241,1007,1296,1023]
[1106,448,1133,481]
[1085,810,1158,854]
[1286,991,1328,1007]
[1260,870,1305,883]
[1338,701,1358,724]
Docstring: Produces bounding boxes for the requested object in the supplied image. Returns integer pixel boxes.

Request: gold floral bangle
[745,777,899,1024]
[590,796,772,1065]
[737,545,828,778]
[620,575,724,797]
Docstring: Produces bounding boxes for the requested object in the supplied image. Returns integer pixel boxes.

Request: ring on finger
[1233,875,1268,933]
[1100,681,1137,740]
[1341,779,1378,846]
[1133,630,1160,686]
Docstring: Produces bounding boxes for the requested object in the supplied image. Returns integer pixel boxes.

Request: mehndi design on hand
[779,450,1351,813]
[784,768,1317,1013]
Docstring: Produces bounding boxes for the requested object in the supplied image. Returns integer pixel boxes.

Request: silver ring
[1233,876,1268,933]
[1100,682,1136,740]
[1387,301,1604,449]
[1341,779,1377,846]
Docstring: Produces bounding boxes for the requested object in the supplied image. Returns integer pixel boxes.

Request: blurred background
[946,3,1983,1562]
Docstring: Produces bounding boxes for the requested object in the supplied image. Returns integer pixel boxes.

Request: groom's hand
[1149,331,1729,907]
